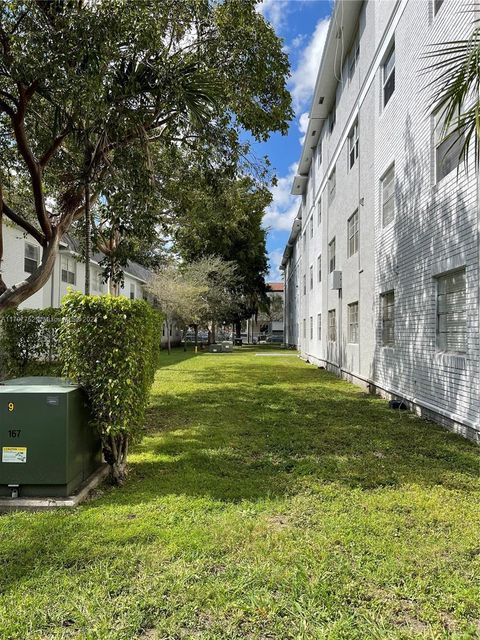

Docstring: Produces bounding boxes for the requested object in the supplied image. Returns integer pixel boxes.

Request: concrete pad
[0,464,109,512]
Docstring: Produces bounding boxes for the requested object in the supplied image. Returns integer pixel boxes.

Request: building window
[317,255,322,282]
[61,255,76,285]
[348,302,359,344]
[348,120,359,169]
[328,237,336,273]
[303,232,306,249]
[309,216,313,239]
[434,0,444,15]
[303,318,306,339]
[328,309,337,342]
[303,274,306,296]
[347,209,359,257]
[437,269,466,353]
[434,108,465,183]
[309,265,313,290]
[317,198,322,226]
[383,43,395,107]
[24,242,40,274]
[317,313,322,340]
[91,268,105,293]
[130,283,135,300]
[349,32,360,80]
[317,139,322,167]
[381,164,395,227]
[381,291,395,347]
[310,316,313,340]
[328,166,336,204]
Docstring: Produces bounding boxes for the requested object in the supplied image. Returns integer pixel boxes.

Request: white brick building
[1,221,182,347]
[282,0,480,442]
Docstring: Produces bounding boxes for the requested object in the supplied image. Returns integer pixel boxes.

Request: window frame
[24,242,40,275]
[61,254,76,285]
[347,209,359,257]
[328,309,337,342]
[381,164,395,227]
[309,265,313,290]
[328,237,336,273]
[348,302,359,344]
[381,290,395,347]
[328,166,336,204]
[310,316,313,341]
[317,313,322,341]
[348,120,359,169]
[129,282,136,300]
[436,269,467,354]
[382,43,395,108]
[433,107,465,184]
[303,274,306,296]
[317,254,322,283]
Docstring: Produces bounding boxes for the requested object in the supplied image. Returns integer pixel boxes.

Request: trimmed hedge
[60,292,162,483]
[0,308,62,379]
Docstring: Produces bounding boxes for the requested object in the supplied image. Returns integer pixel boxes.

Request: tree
[146,264,208,354]
[0,0,292,312]
[164,170,271,336]
[426,14,480,167]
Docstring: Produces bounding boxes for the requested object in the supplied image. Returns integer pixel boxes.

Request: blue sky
[254,0,333,280]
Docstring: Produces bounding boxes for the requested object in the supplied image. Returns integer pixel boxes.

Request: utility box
[0,377,102,498]
[221,342,233,353]
[208,344,223,353]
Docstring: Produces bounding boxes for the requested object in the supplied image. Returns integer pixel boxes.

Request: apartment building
[282,0,480,442]
[1,221,182,347]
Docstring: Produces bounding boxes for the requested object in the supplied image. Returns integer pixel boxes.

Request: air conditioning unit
[330,270,342,290]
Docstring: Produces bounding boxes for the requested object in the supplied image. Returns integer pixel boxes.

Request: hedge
[60,292,163,484]
[0,308,62,379]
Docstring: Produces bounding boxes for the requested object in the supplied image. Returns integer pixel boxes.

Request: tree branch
[2,200,46,246]
[39,128,70,167]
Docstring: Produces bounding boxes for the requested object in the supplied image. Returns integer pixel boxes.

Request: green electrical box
[0,377,102,498]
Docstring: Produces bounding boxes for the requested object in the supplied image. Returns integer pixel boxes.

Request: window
[162,324,165,337]
[317,139,322,167]
[381,291,395,347]
[328,166,336,204]
[317,313,322,340]
[309,216,313,239]
[303,232,306,249]
[434,108,465,183]
[348,120,359,169]
[303,318,306,339]
[328,237,336,273]
[61,255,76,285]
[24,242,40,274]
[381,164,395,227]
[348,302,359,343]
[434,0,444,15]
[130,283,135,300]
[383,43,395,107]
[303,274,306,295]
[328,309,337,342]
[317,198,322,226]
[309,265,313,290]
[347,209,359,257]
[91,269,105,293]
[437,269,466,353]
[317,255,322,282]
[349,32,360,80]
[310,316,313,340]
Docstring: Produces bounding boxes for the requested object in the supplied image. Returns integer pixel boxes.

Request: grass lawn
[1,347,479,639]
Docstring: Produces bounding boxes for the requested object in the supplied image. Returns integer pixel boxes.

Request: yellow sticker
[2,447,27,463]
[8,402,14,412]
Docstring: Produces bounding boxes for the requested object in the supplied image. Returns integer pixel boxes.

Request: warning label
[2,447,27,463]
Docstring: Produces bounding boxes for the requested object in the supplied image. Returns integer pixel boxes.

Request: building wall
[1,222,181,348]
[284,0,480,441]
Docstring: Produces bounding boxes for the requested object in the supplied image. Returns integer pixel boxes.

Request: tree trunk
[235,320,241,339]
[103,433,129,486]
[84,180,91,295]
[167,320,171,355]
[0,232,60,313]
[211,322,216,344]
[194,324,198,348]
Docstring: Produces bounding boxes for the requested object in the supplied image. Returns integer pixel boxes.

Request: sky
[254,0,333,281]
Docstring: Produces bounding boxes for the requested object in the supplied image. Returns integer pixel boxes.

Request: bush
[60,292,162,484]
[0,308,62,379]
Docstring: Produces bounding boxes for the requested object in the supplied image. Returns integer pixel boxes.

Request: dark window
[328,238,336,273]
[24,243,40,274]
[348,120,359,169]
[381,291,395,346]
[383,44,395,107]
[437,269,466,353]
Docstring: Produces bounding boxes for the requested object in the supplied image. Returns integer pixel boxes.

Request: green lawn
[1,347,479,639]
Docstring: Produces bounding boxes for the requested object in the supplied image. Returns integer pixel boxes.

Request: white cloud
[268,248,285,281]
[298,111,309,145]
[255,0,291,32]
[262,162,299,232]
[289,17,330,114]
